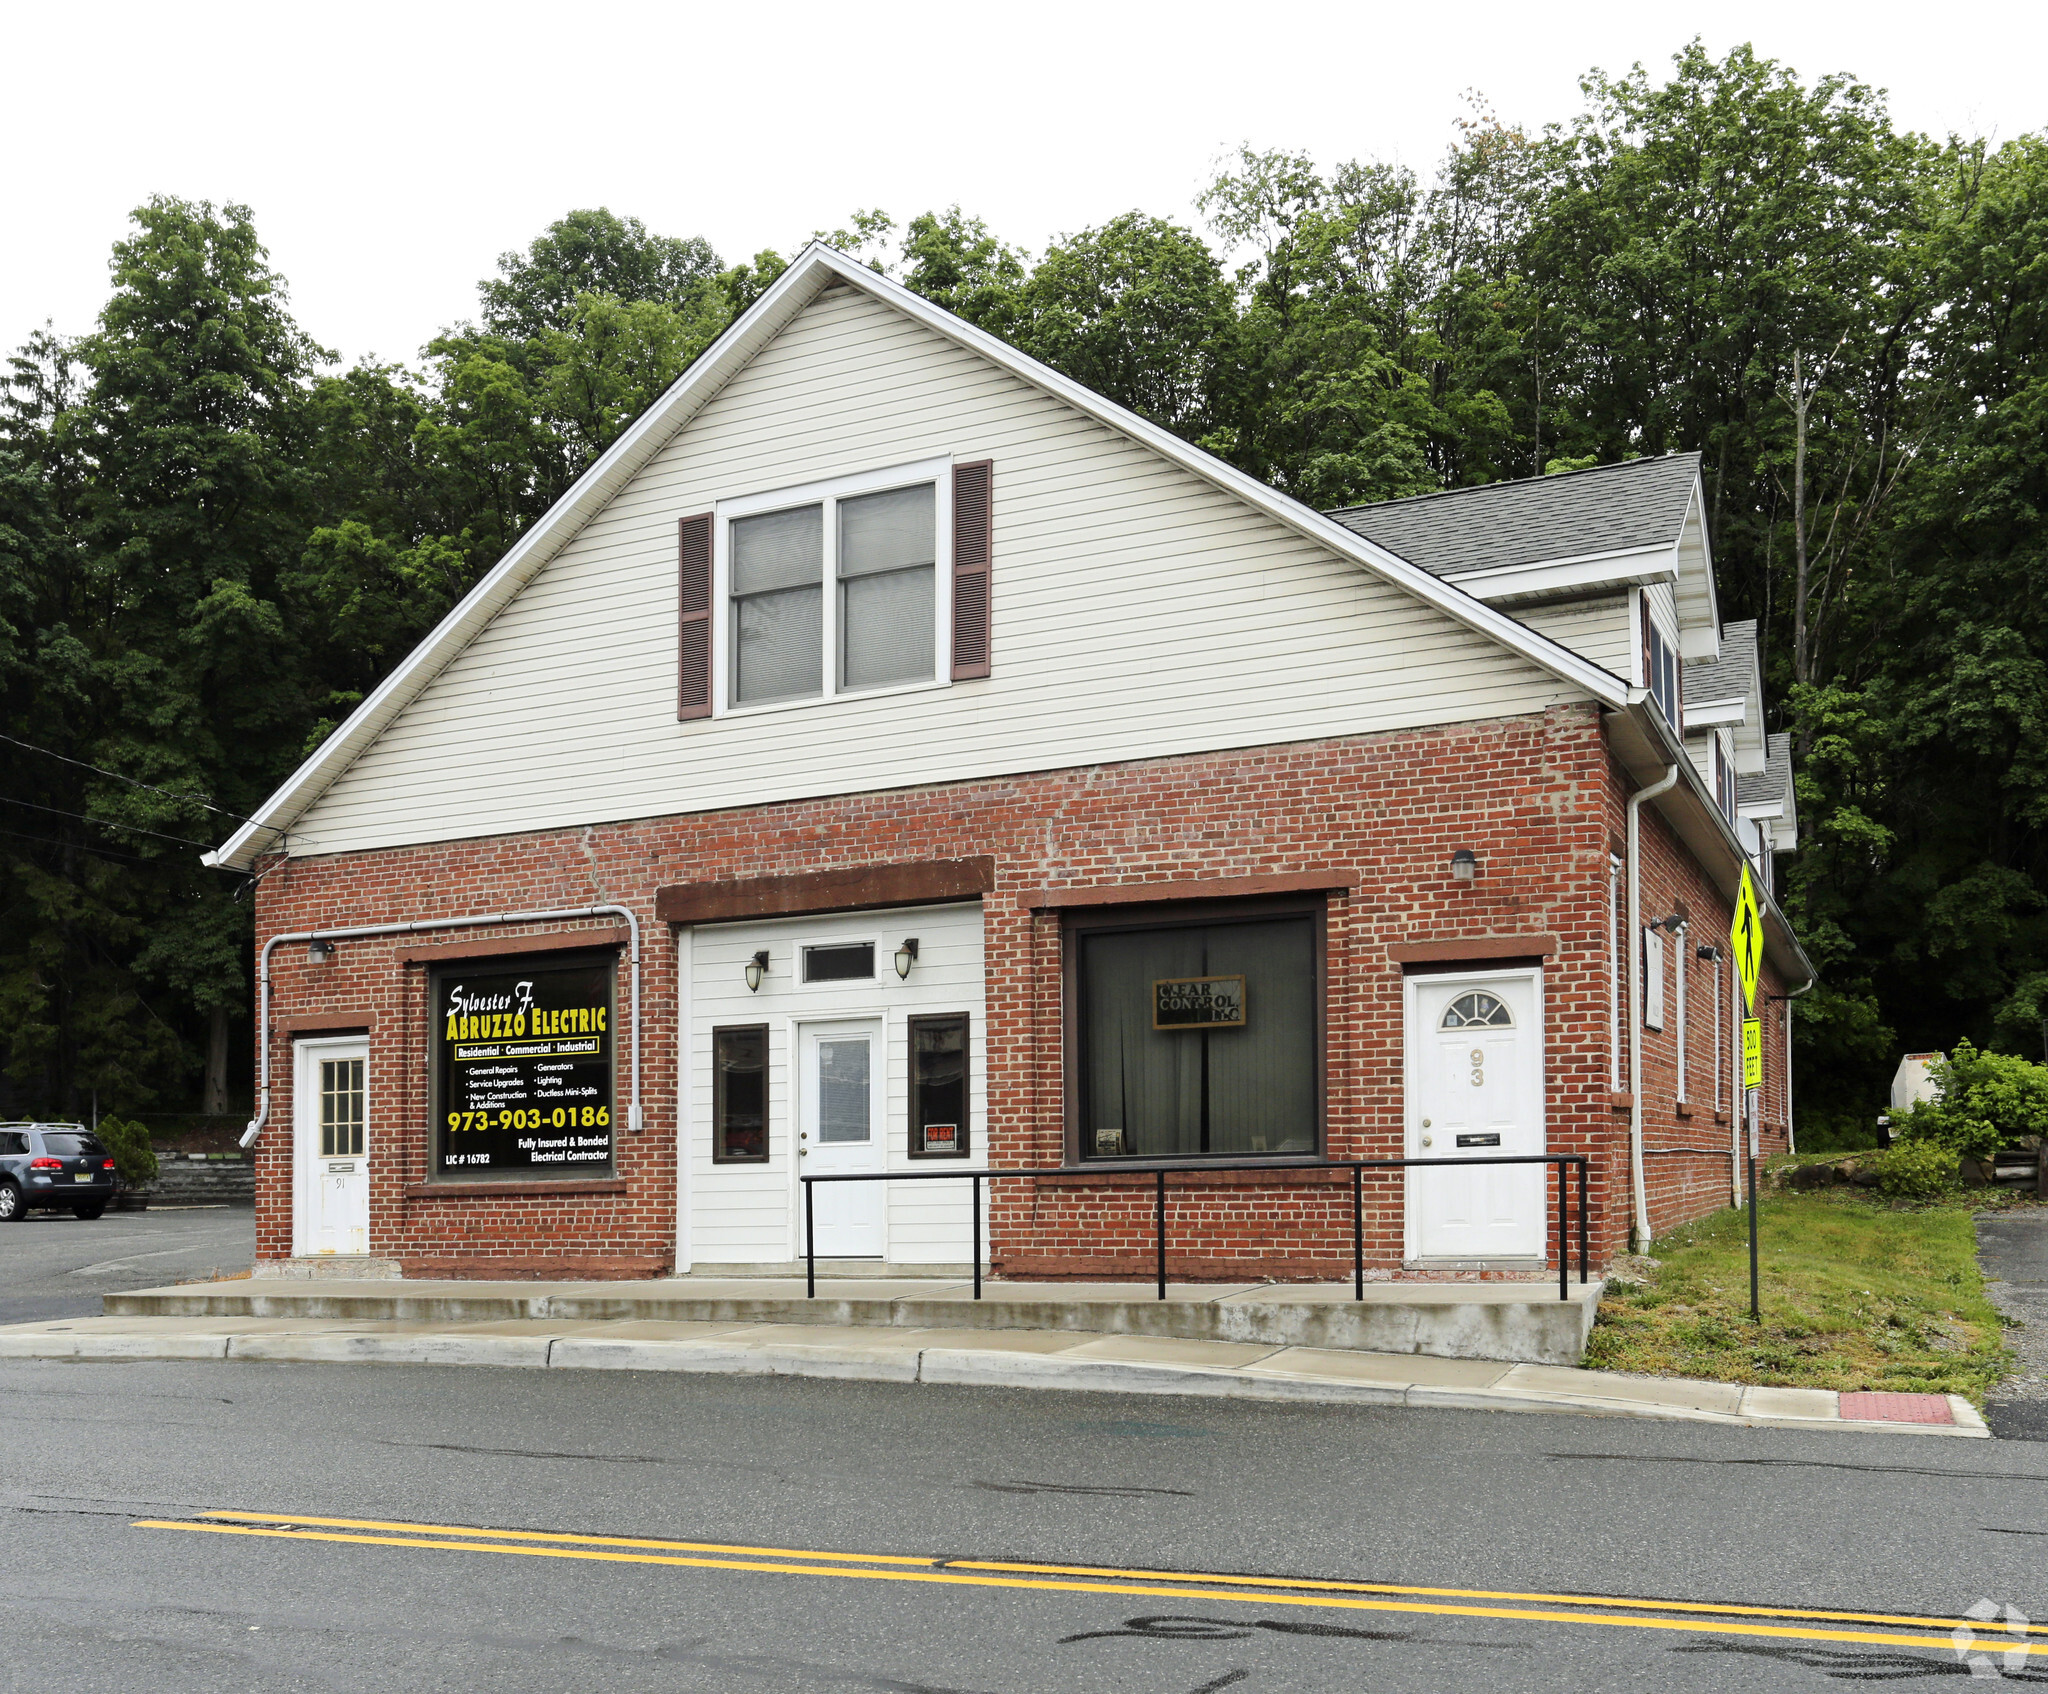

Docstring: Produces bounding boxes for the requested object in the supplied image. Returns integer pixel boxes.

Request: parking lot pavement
[1979,1208,2048,1441]
[0,1205,254,1325]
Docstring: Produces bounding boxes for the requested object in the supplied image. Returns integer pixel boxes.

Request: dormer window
[1713,734,1737,824]
[1643,608,1682,732]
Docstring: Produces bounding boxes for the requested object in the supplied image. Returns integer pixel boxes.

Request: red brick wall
[1613,763,1794,1250]
[252,701,1763,1280]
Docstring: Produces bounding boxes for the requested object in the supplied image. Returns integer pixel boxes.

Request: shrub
[95,1116,159,1191]
[1870,1139,1956,1200]
[1892,1039,2048,1163]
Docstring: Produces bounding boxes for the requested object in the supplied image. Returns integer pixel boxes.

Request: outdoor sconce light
[894,938,920,980]
[1449,849,1478,882]
[307,937,335,964]
[1697,943,1721,963]
[744,950,769,993]
[1653,914,1686,934]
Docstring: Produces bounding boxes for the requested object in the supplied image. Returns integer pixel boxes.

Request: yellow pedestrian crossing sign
[1742,1017,1763,1090]
[1730,864,1764,1015]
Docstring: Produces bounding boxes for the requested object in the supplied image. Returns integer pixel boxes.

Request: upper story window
[1643,605,1682,732]
[722,460,947,712]
[1712,733,1737,824]
[677,458,992,722]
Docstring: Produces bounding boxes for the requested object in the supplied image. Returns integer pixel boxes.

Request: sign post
[1731,866,1765,1323]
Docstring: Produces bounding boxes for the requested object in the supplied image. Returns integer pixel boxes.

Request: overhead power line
[0,794,219,851]
[0,730,281,837]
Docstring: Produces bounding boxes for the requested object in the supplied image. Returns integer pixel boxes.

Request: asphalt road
[0,1204,255,1325]
[7,1354,2048,1694]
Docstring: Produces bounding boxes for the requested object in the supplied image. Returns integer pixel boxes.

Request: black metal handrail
[800,1153,1591,1303]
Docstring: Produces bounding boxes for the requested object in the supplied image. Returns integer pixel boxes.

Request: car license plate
[74,1173,94,1182]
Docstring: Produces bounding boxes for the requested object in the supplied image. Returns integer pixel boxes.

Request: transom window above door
[1440,991,1513,1029]
[723,461,948,710]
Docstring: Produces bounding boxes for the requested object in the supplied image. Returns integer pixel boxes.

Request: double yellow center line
[134,1510,2040,1661]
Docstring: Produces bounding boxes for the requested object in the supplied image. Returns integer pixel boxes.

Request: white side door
[1406,972,1544,1260]
[294,1038,369,1257]
[799,1020,885,1258]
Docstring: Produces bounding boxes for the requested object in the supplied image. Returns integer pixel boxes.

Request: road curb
[0,1323,1991,1434]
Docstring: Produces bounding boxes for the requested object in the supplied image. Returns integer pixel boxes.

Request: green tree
[1011,212,1232,437]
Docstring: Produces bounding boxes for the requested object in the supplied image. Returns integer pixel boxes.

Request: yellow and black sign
[1730,864,1764,1015]
[432,957,614,1177]
[1742,1017,1764,1092]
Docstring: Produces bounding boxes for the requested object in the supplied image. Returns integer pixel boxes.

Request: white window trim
[712,455,954,719]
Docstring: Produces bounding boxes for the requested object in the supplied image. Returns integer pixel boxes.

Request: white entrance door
[295,1038,369,1256]
[1406,971,1544,1260]
[800,1021,885,1258]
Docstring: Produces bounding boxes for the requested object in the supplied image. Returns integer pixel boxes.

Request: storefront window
[431,952,616,1179]
[909,1013,970,1157]
[713,1025,769,1162]
[1075,911,1318,1160]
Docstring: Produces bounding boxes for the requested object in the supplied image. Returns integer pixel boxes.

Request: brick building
[205,244,1810,1283]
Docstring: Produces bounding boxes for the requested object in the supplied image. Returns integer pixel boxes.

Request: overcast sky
[8,0,2044,371]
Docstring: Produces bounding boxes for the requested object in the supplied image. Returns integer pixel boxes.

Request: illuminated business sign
[432,956,615,1178]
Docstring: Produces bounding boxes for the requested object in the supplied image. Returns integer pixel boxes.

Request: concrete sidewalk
[0,1310,1986,1436]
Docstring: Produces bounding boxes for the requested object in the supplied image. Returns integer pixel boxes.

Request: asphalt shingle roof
[1740,731,1792,810]
[1324,453,1700,578]
[1685,619,1758,708]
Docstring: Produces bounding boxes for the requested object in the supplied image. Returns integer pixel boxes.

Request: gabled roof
[1326,454,1702,579]
[1685,618,1758,709]
[205,245,1628,874]
[1739,732,1793,812]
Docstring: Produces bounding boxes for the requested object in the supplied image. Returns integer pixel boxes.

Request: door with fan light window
[1405,971,1544,1260]
[294,1037,369,1256]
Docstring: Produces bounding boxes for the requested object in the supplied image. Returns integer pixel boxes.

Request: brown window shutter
[951,460,992,680]
[677,512,714,719]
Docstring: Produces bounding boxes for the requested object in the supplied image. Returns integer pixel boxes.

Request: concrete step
[105,1275,1605,1366]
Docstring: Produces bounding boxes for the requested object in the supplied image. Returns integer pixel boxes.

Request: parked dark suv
[0,1124,117,1221]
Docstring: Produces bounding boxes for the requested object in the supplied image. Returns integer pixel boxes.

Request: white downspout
[1784,979,1815,1155]
[1627,765,1681,1253]
[241,904,644,1149]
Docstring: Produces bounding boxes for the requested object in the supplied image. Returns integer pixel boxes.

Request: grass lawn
[1582,1186,2025,1403]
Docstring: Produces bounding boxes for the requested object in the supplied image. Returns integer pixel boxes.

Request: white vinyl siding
[1515,596,1632,680]
[290,286,1590,857]
[682,902,985,1269]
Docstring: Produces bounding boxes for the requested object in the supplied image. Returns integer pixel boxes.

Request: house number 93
[1469,1048,1485,1088]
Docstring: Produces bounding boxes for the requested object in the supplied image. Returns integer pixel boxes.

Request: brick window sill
[1031,1165,1348,1189]
[403,1178,627,1199]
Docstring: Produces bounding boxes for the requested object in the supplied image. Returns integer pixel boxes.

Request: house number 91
[1469,1048,1485,1088]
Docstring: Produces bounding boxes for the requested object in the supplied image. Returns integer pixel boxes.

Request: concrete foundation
[109,1274,1604,1366]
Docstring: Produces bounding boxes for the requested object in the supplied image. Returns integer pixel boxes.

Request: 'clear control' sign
[434,958,614,1177]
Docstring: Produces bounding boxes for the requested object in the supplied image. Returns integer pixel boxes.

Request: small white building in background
[1890,1052,1944,1112]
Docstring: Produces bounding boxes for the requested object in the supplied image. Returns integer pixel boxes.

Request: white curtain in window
[839,485,934,690]
[732,504,822,703]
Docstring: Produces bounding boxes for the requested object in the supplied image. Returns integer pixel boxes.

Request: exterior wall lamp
[307,937,335,963]
[744,950,769,993]
[1449,849,1478,882]
[1696,943,1721,963]
[894,938,920,980]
